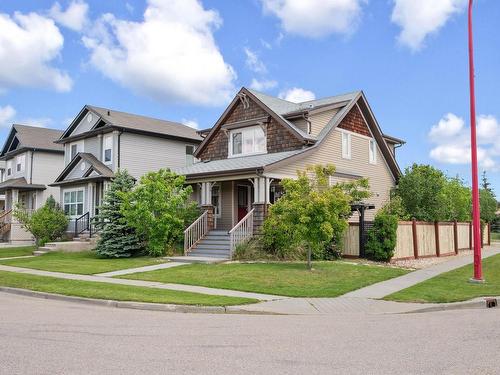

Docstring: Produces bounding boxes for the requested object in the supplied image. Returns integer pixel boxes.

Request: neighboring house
[0,160,5,211]
[51,105,202,235]
[176,87,404,258]
[0,125,64,244]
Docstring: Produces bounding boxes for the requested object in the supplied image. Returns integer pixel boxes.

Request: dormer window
[103,134,112,164]
[229,126,266,157]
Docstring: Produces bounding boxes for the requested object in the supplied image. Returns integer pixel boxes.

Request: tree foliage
[262,164,371,268]
[94,170,143,258]
[14,195,68,247]
[121,169,198,257]
[365,212,398,262]
[480,188,497,223]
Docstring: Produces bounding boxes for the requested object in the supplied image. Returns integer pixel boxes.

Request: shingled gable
[194,87,312,160]
[266,92,402,180]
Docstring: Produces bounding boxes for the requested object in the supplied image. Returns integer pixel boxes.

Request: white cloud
[279,87,316,103]
[244,47,267,74]
[391,0,467,51]
[0,105,16,128]
[0,11,72,92]
[261,0,365,38]
[82,0,236,106]
[49,0,89,31]
[182,118,199,129]
[249,78,277,91]
[429,113,500,171]
[19,117,53,128]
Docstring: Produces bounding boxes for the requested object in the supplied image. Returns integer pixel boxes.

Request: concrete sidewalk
[95,262,185,277]
[0,264,284,301]
[344,246,500,299]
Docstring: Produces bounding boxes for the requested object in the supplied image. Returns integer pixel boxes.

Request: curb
[0,287,280,315]
[400,297,499,314]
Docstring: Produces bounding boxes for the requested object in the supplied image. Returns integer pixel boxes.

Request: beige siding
[120,133,198,180]
[457,223,470,249]
[268,129,395,221]
[439,224,455,254]
[290,118,308,134]
[72,112,100,136]
[309,109,338,137]
[31,151,65,206]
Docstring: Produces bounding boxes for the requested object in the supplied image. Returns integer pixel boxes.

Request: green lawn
[0,270,255,306]
[0,246,35,258]
[492,232,500,241]
[0,251,164,275]
[118,261,410,298]
[386,254,500,303]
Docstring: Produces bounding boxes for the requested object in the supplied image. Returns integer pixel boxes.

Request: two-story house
[176,87,404,259]
[51,105,202,235]
[0,124,64,243]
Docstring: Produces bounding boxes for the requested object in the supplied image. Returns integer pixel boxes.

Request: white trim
[334,127,373,141]
[102,134,113,165]
[211,183,221,218]
[228,125,267,158]
[63,187,85,218]
[369,138,377,164]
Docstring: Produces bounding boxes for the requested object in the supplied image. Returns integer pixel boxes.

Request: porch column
[200,182,214,230]
[252,177,270,234]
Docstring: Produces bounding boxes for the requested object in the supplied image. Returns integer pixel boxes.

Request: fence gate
[350,203,375,258]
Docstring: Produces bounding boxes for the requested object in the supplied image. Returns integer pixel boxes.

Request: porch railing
[229,208,254,258]
[0,209,12,235]
[184,211,208,255]
[74,212,90,237]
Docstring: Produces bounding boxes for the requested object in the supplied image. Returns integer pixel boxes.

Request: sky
[0,0,499,196]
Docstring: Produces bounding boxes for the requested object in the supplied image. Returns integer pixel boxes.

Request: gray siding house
[51,105,202,234]
[0,124,64,243]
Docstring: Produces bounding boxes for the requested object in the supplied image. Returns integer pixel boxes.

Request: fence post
[488,223,491,246]
[453,220,458,255]
[469,221,472,250]
[434,221,440,257]
[412,218,419,259]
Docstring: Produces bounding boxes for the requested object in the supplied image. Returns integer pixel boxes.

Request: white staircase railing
[229,208,255,258]
[184,211,209,255]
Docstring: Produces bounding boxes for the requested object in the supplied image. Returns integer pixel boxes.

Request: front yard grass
[492,232,500,241]
[386,254,500,303]
[118,261,410,298]
[0,251,164,275]
[0,246,36,258]
[0,270,256,306]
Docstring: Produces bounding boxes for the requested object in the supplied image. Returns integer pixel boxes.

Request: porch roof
[174,150,303,178]
[0,177,46,193]
[51,152,114,186]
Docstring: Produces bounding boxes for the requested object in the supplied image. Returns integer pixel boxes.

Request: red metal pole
[468,0,483,281]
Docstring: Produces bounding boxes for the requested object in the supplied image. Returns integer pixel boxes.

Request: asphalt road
[1,292,499,375]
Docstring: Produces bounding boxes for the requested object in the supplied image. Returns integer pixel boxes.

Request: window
[186,145,195,166]
[211,184,221,217]
[229,126,266,157]
[103,135,112,164]
[63,189,84,217]
[341,131,351,159]
[369,139,377,164]
[6,160,12,176]
[16,154,25,172]
[69,141,82,160]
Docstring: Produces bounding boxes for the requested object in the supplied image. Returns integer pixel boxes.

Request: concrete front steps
[187,230,231,260]
[34,234,98,256]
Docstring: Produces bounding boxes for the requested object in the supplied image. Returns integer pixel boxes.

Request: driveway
[1,292,499,375]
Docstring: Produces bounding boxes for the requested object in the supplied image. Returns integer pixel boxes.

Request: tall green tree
[121,169,197,257]
[94,170,143,258]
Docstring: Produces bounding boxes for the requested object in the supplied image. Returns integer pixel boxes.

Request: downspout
[117,131,122,169]
[30,149,34,184]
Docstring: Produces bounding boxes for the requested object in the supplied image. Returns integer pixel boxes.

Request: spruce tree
[94,170,143,258]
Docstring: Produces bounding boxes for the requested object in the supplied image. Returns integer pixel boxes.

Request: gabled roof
[51,152,114,186]
[58,105,203,143]
[0,124,64,158]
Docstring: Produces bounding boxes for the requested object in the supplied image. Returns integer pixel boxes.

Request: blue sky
[0,0,499,196]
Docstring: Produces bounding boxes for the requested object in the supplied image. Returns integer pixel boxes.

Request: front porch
[184,175,282,259]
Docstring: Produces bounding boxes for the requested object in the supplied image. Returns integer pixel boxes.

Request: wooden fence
[343,220,491,260]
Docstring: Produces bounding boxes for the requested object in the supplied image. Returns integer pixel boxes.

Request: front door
[237,185,249,221]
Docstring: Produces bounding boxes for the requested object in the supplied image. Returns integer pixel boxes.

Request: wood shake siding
[338,105,371,137]
[268,106,395,221]
[198,97,304,161]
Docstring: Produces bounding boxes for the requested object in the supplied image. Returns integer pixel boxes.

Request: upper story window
[229,126,266,157]
[103,135,112,164]
[369,139,377,164]
[341,131,351,159]
[6,160,12,176]
[16,154,25,172]
[70,141,83,160]
[186,145,195,166]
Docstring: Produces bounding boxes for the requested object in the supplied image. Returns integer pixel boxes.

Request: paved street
[1,292,499,375]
